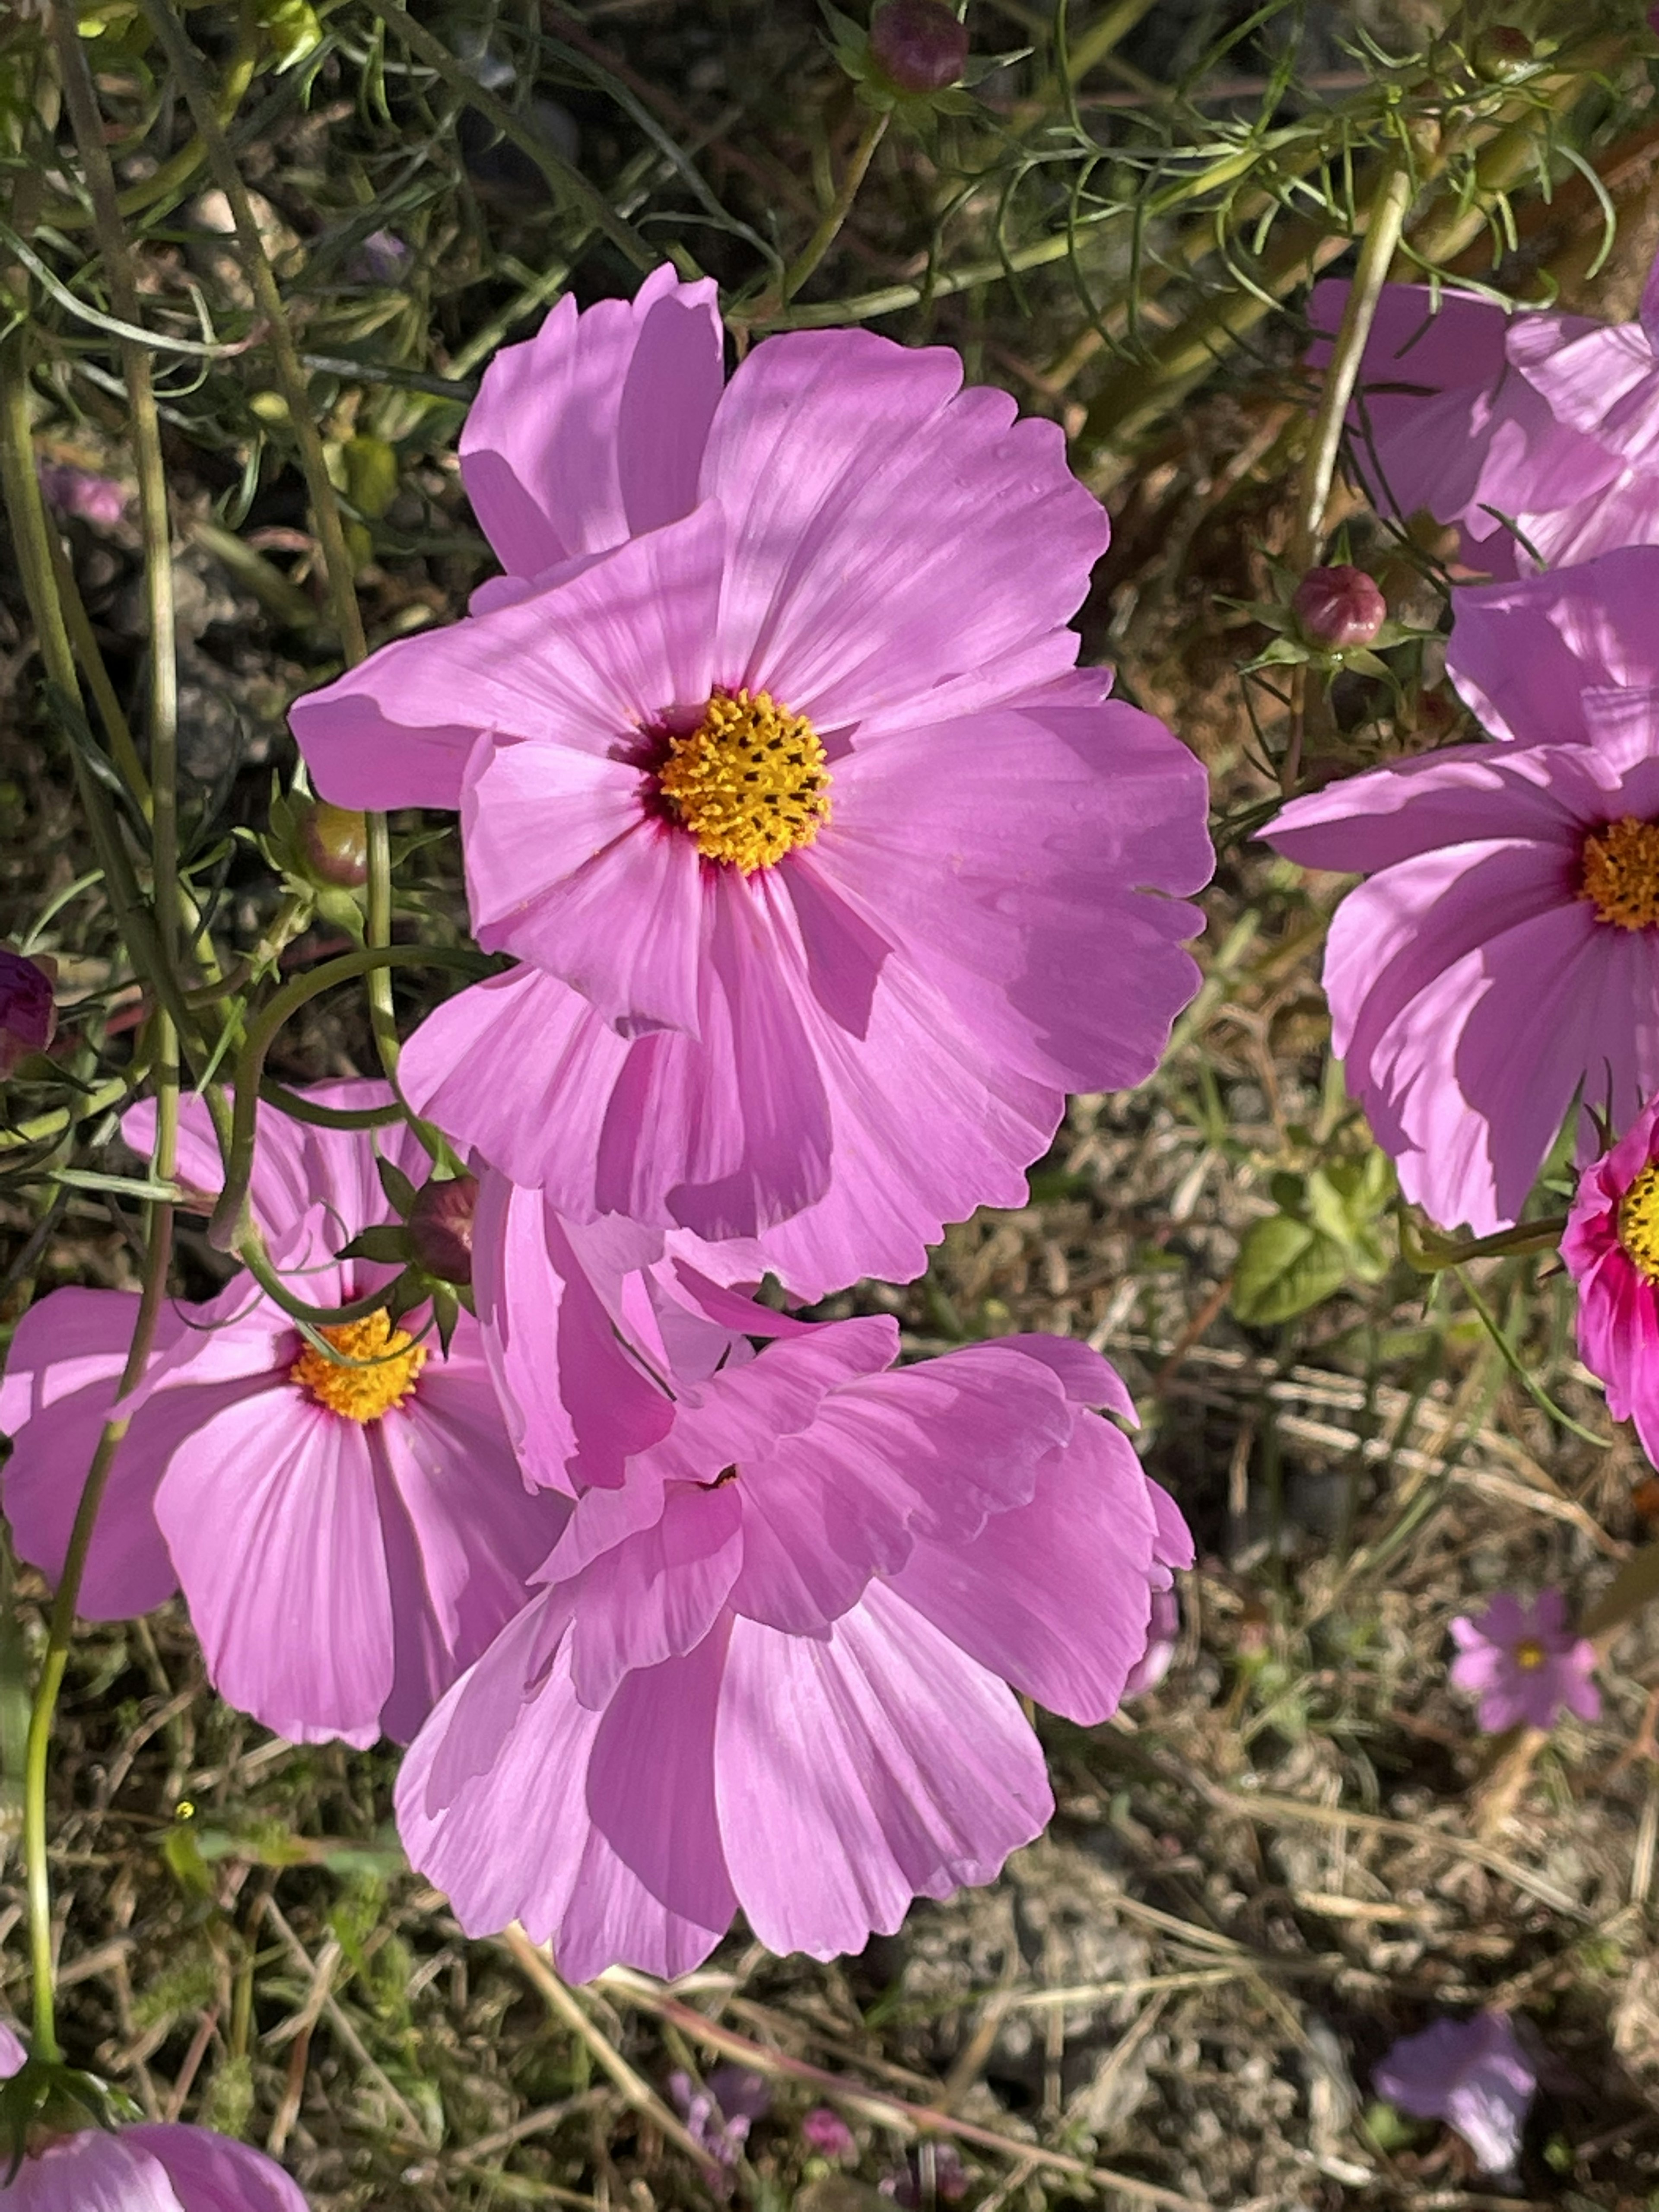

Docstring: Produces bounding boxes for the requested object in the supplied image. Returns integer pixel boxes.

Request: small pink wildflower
[802,2107,856,2160]
[1373,2012,1536,2180]
[0,948,54,1077]
[37,460,127,529]
[291,270,1211,1294]
[397,1324,1191,1978]
[1564,1089,1659,1465]
[1449,1590,1599,1733]
[0,1083,563,1746]
[0,2020,307,2209]
[1266,687,1659,1233]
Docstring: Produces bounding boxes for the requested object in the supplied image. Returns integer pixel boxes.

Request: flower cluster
[1262,258,1659,1725]
[2,264,1214,2188]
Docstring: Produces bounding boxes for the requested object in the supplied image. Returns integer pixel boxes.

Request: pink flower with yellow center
[1266,677,1659,1235]
[1448,1590,1599,1734]
[1564,1089,1659,1466]
[0,1084,563,1747]
[290,270,1211,1294]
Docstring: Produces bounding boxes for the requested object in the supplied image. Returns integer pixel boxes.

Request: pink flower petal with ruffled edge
[3,2132,185,2212]
[0,1287,188,1617]
[124,2125,311,2212]
[1448,547,1659,744]
[715,1585,1052,1960]
[154,1386,396,1746]
[460,264,724,577]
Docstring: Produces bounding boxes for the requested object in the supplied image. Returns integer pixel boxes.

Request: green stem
[237,1231,402,1331]
[775,108,890,311]
[1398,1211,1568,1272]
[0,1070,147,1153]
[22,1030,177,2061]
[206,945,487,1250]
[365,811,400,1085]
[1291,157,1413,572]
[52,2,179,976]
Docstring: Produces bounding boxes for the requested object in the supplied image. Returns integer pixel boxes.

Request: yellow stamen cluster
[290,1311,426,1423]
[1513,1640,1545,1671]
[657,688,830,872]
[1621,1163,1659,1283]
[1580,816,1659,930]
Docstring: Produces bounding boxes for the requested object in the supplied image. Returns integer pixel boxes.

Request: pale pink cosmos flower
[290,270,1211,1294]
[1122,1581,1180,1697]
[397,1320,1191,1978]
[1373,2012,1536,2180]
[0,2020,307,2209]
[1449,1590,1599,1733]
[0,1083,563,1746]
[1265,685,1659,1233]
[1564,1089,1659,1465]
[1307,275,1619,577]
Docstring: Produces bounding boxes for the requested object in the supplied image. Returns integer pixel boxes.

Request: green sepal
[375,1156,417,1218]
[336,1224,412,1265]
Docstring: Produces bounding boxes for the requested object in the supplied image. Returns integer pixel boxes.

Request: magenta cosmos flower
[1449,1589,1599,1733]
[0,1084,563,1746]
[0,2021,306,2210]
[1308,275,1618,577]
[397,1320,1190,1978]
[1564,1089,1659,1465]
[0,948,54,1078]
[290,270,1211,1294]
[1373,2012,1535,2180]
[1266,687,1659,1233]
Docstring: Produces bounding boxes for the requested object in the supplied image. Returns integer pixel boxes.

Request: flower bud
[1471,25,1534,80]
[869,0,969,93]
[296,799,369,889]
[0,948,56,1078]
[1291,565,1387,649]
[801,2106,856,2160]
[408,1172,478,1286]
[1123,1583,1179,1698]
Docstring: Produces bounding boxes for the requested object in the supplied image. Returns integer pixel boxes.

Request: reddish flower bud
[0,949,56,1077]
[1292,565,1387,648]
[408,1172,478,1286]
[297,799,370,889]
[870,0,969,93]
[801,2107,856,2160]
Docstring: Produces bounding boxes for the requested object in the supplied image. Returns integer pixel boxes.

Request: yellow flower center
[1620,1163,1659,1282]
[289,1311,426,1423]
[1513,1640,1545,1671]
[1580,817,1659,930]
[656,688,830,872]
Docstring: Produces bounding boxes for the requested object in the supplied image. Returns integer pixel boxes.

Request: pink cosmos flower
[0,949,54,1077]
[1307,276,1618,577]
[0,2020,307,2209]
[397,1322,1191,1978]
[1564,1089,1659,1465]
[290,271,1211,1293]
[1373,2012,1536,2179]
[1265,688,1659,1232]
[0,1083,563,1746]
[1449,1589,1599,1733]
